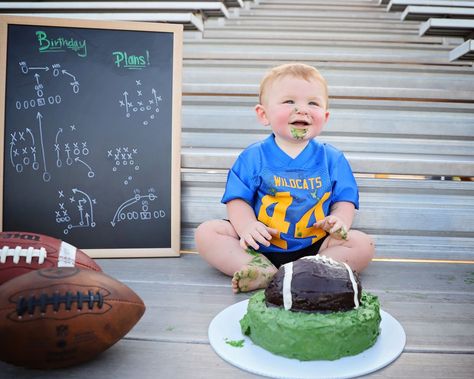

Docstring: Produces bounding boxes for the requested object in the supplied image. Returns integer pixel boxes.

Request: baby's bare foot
[232,252,277,293]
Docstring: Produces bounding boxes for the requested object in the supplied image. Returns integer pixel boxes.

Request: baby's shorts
[260,236,328,268]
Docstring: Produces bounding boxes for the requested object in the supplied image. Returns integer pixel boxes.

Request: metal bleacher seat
[450,38,474,60]
[401,5,474,21]
[387,0,474,12]
[419,17,474,38]
[0,1,235,31]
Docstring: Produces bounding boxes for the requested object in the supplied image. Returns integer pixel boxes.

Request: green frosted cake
[240,256,381,361]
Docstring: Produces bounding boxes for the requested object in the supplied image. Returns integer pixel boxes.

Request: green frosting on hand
[333,226,348,240]
[240,291,381,361]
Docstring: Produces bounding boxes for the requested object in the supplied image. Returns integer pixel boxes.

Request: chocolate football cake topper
[265,255,362,313]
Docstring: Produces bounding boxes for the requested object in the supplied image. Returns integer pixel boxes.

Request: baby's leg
[231,249,277,293]
[195,220,277,293]
[318,230,375,272]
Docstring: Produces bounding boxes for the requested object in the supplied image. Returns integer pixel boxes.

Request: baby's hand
[314,216,349,241]
[239,221,278,250]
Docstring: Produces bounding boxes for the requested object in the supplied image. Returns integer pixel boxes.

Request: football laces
[0,246,47,264]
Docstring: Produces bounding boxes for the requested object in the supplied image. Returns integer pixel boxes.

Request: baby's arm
[227,199,277,250]
[314,201,355,240]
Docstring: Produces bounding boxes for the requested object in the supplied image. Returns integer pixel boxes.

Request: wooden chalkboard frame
[0,16,183,258]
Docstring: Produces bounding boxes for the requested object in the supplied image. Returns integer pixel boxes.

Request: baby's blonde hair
[259,63,328,108]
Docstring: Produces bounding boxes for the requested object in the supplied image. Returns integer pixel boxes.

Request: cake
[240,255,381,361]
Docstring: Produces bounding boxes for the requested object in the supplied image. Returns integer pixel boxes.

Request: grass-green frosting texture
[240,290,381,361]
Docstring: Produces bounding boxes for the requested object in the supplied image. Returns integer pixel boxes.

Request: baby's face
[259,75,329,144]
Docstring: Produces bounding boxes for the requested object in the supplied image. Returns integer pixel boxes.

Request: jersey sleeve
[221,150,259,205]
[329,152,359,209]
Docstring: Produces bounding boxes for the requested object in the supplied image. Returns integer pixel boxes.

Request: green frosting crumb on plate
[225,338,245,348]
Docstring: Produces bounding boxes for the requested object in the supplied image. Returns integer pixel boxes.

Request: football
[0,267,146,369]
[0,231,101,285]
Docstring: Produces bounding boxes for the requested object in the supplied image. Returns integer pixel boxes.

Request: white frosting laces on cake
[343,262,360,309]
[301,254,339,266]
[282,262,293,310]
[1,246,47,264]
[302,255,360,309]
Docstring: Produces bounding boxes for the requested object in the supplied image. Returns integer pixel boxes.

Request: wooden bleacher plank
[388,0,474,13]
[420,18,474,37]
[402,5,474,21]
[450,39,474,60]
[94,256,474,352]
[1,341,472,378]
[0,254,472,378]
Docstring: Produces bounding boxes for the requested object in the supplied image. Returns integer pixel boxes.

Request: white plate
[208,300,405,379]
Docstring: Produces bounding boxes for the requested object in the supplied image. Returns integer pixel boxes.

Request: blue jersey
[221,134,359,253]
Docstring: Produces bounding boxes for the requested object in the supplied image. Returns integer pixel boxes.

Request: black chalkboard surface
[0,16,183,257]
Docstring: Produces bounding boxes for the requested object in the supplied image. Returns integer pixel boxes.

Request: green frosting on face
[290,127,307,139]
[240,291,381,361]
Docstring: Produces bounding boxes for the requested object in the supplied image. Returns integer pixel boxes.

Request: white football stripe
[58,241,77,267]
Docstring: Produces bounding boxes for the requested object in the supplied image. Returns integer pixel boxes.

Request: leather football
[0,231,101,285]
[0,267,146,369]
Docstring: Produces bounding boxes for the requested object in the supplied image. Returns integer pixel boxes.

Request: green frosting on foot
[240,291,381,361]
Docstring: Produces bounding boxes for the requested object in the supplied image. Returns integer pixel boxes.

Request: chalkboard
[0,16,183,257]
